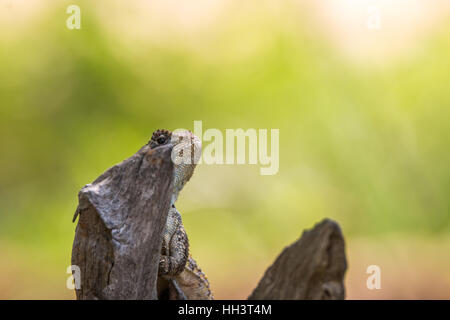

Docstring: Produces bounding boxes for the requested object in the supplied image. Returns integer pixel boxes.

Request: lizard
[149,128,214,300]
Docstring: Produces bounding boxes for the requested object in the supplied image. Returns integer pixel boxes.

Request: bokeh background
[1,0,450,299]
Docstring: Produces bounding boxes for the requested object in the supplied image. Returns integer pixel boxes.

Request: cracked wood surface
[71,144,173,300]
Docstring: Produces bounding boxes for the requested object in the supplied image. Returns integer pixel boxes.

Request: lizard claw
[158,256,170,276]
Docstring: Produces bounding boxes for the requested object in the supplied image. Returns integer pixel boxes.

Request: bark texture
[71,144,173,300]
[248,219,347,300]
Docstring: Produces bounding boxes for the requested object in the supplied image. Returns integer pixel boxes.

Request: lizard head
[149,128,202,204]
[149,129,201,160]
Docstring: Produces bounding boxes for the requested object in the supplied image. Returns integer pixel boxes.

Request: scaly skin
[150,129,213,300]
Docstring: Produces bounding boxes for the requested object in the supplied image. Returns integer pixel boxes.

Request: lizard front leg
[159,206,189,277]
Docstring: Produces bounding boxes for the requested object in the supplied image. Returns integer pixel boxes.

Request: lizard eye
[156,135,167,144]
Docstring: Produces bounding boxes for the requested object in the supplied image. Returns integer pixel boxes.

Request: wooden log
[71,144,173,300]
[248,219,347,300]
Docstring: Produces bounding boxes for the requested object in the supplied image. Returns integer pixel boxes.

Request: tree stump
[248,219,347,300]
[71,144,173,300]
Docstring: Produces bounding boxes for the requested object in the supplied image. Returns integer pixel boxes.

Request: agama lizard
[149,129,213,300]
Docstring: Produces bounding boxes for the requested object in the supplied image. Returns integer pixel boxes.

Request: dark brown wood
[71,144,174,300]
[248,219,347,300]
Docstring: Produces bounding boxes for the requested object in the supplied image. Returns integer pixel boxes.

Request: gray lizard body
[150,129,213,300]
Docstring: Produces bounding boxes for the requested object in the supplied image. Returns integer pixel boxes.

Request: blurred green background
[0,0,449,299]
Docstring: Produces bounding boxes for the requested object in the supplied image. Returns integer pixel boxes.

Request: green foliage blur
[0,1,449,299]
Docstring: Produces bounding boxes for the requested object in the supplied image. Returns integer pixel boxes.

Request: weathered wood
[71,144,174,300]
[71,141,347,300]
[248,219,347,300]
